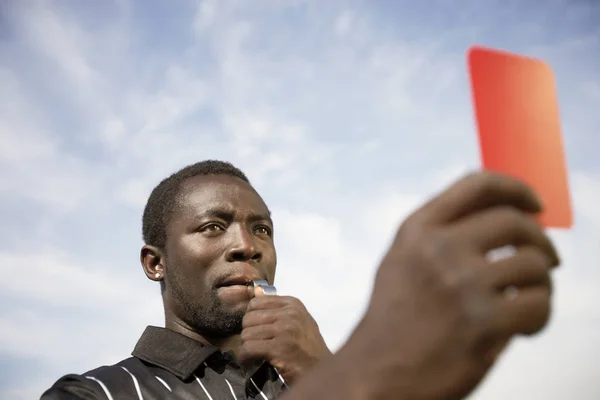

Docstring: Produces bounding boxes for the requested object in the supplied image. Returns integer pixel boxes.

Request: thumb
[254,285,265,297]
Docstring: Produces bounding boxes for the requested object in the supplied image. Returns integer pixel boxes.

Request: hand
[239,290,332,384]
[344,171,560,400]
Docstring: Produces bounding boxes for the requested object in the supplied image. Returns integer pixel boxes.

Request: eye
[254,225,272,236]
[200,223,225,234]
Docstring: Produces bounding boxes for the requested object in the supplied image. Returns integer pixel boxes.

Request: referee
[41,165,559,399]
[41,160,332,399]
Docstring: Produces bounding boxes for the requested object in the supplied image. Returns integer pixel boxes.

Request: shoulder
[40,358,144,399]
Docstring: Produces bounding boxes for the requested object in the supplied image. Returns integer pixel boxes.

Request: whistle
[250,280,278,296]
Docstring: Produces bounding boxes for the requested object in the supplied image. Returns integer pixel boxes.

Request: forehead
[174,174,269,219]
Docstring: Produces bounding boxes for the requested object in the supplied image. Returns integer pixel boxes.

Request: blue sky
[1,0,599,398]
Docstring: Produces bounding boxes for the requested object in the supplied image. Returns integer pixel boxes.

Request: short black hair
[142,160,250,250]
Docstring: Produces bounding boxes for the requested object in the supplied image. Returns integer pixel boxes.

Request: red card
[468,45,573,228]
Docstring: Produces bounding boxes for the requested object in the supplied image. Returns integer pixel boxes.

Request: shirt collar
[131,326,220,380]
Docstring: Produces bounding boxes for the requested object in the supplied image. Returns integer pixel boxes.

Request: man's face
[162,174,277,338]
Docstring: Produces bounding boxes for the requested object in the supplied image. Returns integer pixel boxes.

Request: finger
[247,295,292,312]
[491,286,552,337]
[243,308,285,328]
[484,246,552,291]
[241,324,277,342]
[254,285,264,297]
[416,171,542,225]
[453,206,560,265]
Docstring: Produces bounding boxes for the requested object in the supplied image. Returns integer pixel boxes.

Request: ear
[141,245,165,282]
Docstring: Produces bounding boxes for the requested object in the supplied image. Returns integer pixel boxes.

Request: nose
[225,226,262,263]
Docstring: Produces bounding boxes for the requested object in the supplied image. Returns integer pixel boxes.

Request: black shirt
[41,326,287,399]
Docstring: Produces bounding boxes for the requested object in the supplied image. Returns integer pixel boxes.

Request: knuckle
[461,170,488,187]
[283,305,300,319]
[397,228,469,293]
[440,276,464,301]
[278,321,298,335]
[462,295,494,335]
[473,171,521,200]
[448,266,477,291]
[287,296,304,310]
[396,206,437,246]
[472,171,499,194]
[395,215,422,244]
[419,230,457,261]
[464,170,495,186]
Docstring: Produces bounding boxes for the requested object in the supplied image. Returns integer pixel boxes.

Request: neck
[164,314,244,360]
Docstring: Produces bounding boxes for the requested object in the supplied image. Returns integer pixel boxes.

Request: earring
[155,272,161,279]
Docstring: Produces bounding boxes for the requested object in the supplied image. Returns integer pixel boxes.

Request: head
[141,160,277,339]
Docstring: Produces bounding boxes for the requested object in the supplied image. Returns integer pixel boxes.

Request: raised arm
[281,172,558,400]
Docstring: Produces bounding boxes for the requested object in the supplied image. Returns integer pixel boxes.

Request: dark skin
[140,174,331,384]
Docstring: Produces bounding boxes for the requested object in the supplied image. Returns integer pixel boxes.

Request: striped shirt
[40,326,287,399]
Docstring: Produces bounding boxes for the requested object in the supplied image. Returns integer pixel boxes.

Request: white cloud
[334,10,355,37]
[193,0,219,32]
[1,0,599,398]
[0,249,162,354]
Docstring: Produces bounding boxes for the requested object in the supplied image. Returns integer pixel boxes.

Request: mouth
[217,276,259,288]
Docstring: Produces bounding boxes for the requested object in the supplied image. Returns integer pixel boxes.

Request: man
[42,160,333,399]
[43,161,559,399]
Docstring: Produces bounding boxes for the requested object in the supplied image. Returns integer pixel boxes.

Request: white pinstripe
[224,378,237,399]
[155,375,172,392]
[195,374,215,400]
[277,372,287,387]
[204,361,238,399]
[250,377,269,400]
[120,366,143,400]
[85,376,115,400]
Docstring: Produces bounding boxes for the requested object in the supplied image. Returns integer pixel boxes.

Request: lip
[217,274,264,288]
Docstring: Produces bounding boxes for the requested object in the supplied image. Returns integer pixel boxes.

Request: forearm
[279,336,414,400]
[279,345,372,399]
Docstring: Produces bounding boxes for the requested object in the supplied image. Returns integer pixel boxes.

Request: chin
[203,309,245,338]
[221,301,249,315]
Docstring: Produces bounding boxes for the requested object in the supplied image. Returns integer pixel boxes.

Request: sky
[0,0,599,398]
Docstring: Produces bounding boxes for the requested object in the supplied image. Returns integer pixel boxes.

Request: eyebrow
[198,207,273,224]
